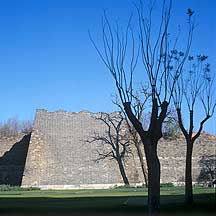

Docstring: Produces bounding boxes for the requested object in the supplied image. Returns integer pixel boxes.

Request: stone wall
[158,135,216,184]
[21,109,216,189]
[0,133,30,185]
[22,110,141,188]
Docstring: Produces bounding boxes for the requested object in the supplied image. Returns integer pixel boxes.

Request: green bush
[113,183,175,189]
[0,185,40,191]
[113,184,146,189]
[112,184,131,189]
[160,183,175,187]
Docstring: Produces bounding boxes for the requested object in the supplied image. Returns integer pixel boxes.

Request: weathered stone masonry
[22,109,141,189]
[0,109,215,188]
[0,133,30,185]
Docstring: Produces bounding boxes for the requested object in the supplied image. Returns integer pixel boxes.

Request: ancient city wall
[0,133,30,185]
[21,109,216,189]
[158,134,216,184]
[22,109,141,188]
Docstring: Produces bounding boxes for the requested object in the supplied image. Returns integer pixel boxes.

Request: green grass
[0,186,213,197]
[0,187,215,215]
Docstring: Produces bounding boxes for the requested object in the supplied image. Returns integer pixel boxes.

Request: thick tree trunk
[123,101,164,215]
[185,140,194,204]
[147,147,160,215]
[117,158,129,185]
[136,143,148,187]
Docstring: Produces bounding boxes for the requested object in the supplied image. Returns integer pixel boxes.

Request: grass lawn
[0,186,215,215]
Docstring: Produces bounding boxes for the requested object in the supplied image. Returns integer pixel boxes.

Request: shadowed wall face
[0,134,31,186]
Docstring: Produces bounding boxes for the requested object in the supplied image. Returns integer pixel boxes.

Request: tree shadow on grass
[0,193,215,216]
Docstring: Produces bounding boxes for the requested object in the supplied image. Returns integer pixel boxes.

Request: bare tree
[0,118,33,136]
[197,155,216,187]
[113,86,150,187]
[20,120,33,134]
[87,112,131,185]
[173,55,216,204]
[90,0,194,213]
[0,117,20,136]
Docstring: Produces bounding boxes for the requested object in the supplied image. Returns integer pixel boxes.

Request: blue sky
[0,0,215,134]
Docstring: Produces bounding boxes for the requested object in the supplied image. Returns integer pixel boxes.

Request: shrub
[0,185,40,191]
[112,185,131,189]
[112,184,146,189]
[160,183,174,187]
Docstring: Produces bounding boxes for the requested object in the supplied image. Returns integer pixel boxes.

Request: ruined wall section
[0,133,30,185]
[22,109,141,188]
[0,134,25,156]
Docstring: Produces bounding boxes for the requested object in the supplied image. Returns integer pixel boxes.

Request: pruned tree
[90,0,194,213]
[87,112,131,185]
[173,55,216,204]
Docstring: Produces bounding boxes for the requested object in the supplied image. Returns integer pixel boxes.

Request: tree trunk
[144,139,160,215]
[148,153,160,214]
[117,158,129,185]
[136,143,148,187]
[185,140,194,204]
[123,101,163,214]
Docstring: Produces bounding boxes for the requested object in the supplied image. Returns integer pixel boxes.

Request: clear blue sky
[0,0,215,134]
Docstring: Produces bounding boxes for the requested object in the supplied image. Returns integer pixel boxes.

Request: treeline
[0,118,33,136]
